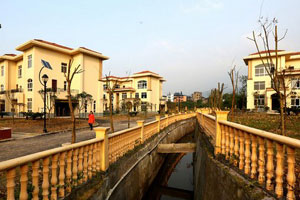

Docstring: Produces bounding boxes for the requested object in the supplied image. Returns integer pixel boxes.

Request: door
[52,79,57,92]
[271,93,280,111]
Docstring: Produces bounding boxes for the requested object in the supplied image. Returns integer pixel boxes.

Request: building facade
[173,92,187,103]
[192,91,202,102]
[0,39,108,116]
[101,71,165,112]
[243,50,300,111]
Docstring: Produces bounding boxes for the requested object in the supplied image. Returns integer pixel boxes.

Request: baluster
[42,157,50,200]
[229,127,234,157]
[275,143,284,198]
[20,164,29,200]
[250,135,257,179]
[286,146,296,200]
[225,126,230,160]
[88,144,93,179]
[7,168,16,200]
[32,160,40,200]
[244,132,251,175]
[234,128,239,166]
[221,125,226,155]
[59,152,66,198]
[83,145,88,182]
[266,139,274,191]
[258,137,265,185]
[92,143,97,175]
[78,147,84,184]
[239,130,245,170]
[72,148,79,186]
[51,154,59,200]
[66,150,72,193]
[96,142,101,172]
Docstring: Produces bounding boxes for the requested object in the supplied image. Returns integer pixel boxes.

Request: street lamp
[42,74,48,133]
[39,60,52,133]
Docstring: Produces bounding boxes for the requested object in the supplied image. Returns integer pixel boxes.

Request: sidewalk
[0,117,155,162]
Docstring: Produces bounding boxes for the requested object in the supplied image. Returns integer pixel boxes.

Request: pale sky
[1,0,300,96]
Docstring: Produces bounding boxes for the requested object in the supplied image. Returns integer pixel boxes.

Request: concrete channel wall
[66,118,196,200]
[194,123,275,200]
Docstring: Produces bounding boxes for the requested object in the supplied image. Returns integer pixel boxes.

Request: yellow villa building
[101,71,166,113]
[0,39,109,116]
[243,50,300,111]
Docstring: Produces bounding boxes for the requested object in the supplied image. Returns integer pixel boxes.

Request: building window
[135,93,139,99]
[27,79,33,91]
[254,95,265,108]
[141,102,147,111]
[141,92,147,99]
[122,93,127,99]
[0,66,3,77]
[64,81,67,91]
[103,94,106,100]
[115,84,120,89]
[28,55,32,68]
[291,97,300,107]
[254,81,265,90]
[0,84,4,91]
[93,101,96,113]
[255,64,269,77]
[123,85,125,88]
[61,63,67,73]
[103,84,107,90]
[18,65,22,78]
[291,78,300,89]
[138,80,147,89]
[27,98,32,112]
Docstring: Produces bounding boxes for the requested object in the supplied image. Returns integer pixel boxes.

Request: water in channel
[143,152,194,200]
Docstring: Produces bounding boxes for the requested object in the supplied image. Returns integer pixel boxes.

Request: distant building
[101,71,165,112]
[192,91,202,102]
[167,93,174,102]
[187,95,193,101]
[173,92,187,103]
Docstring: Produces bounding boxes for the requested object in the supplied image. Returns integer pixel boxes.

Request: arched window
[137,80,147,89]
[0,84,4,91]
[27,79,33,91]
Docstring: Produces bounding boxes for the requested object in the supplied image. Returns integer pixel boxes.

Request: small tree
[228,66,239,119]
[38,88,57,121]
[101,74,122,133]
[65,59,83,143]
[5,91,17,124]
[76,92,93,118]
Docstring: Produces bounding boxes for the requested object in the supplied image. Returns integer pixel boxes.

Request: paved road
[0,117,155,162]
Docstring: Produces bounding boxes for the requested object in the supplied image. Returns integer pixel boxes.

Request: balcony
[0,88,23,95]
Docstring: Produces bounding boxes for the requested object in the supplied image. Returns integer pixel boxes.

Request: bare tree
[5,91,17,124]
[101,73,122,133]
[76,92,93,119]
[65,59,83,143]
[38,88,57,121]
[247,17,289,135]
[228,66,239,120]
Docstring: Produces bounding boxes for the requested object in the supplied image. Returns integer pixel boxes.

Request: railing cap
[94,127,110,132]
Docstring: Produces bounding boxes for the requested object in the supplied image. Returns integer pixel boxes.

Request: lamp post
[42,74,48,133]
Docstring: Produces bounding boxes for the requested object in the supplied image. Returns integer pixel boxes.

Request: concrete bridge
[0,110,299,200]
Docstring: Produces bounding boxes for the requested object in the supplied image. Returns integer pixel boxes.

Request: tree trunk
[279,93,285,136]
[68,83,76,143]
[109,92,114,133]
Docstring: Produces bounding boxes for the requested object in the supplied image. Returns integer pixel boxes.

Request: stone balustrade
[0,112,195,199]
[197,109,300,200]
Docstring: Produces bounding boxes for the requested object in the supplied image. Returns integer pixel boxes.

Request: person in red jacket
[88,111,95,130]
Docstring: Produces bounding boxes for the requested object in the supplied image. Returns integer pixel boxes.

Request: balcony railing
[0,88,23,95]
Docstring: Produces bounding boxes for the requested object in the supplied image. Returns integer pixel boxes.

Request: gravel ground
[0,117,155,162]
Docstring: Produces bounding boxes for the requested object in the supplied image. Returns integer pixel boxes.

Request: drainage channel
[143,134,194,200]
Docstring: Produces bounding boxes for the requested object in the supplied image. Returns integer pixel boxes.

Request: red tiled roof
[34,39,73,50]
[80,47,102,55]
[134,70,158,75]
[4,54,16,57]
[250,50,284,55]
